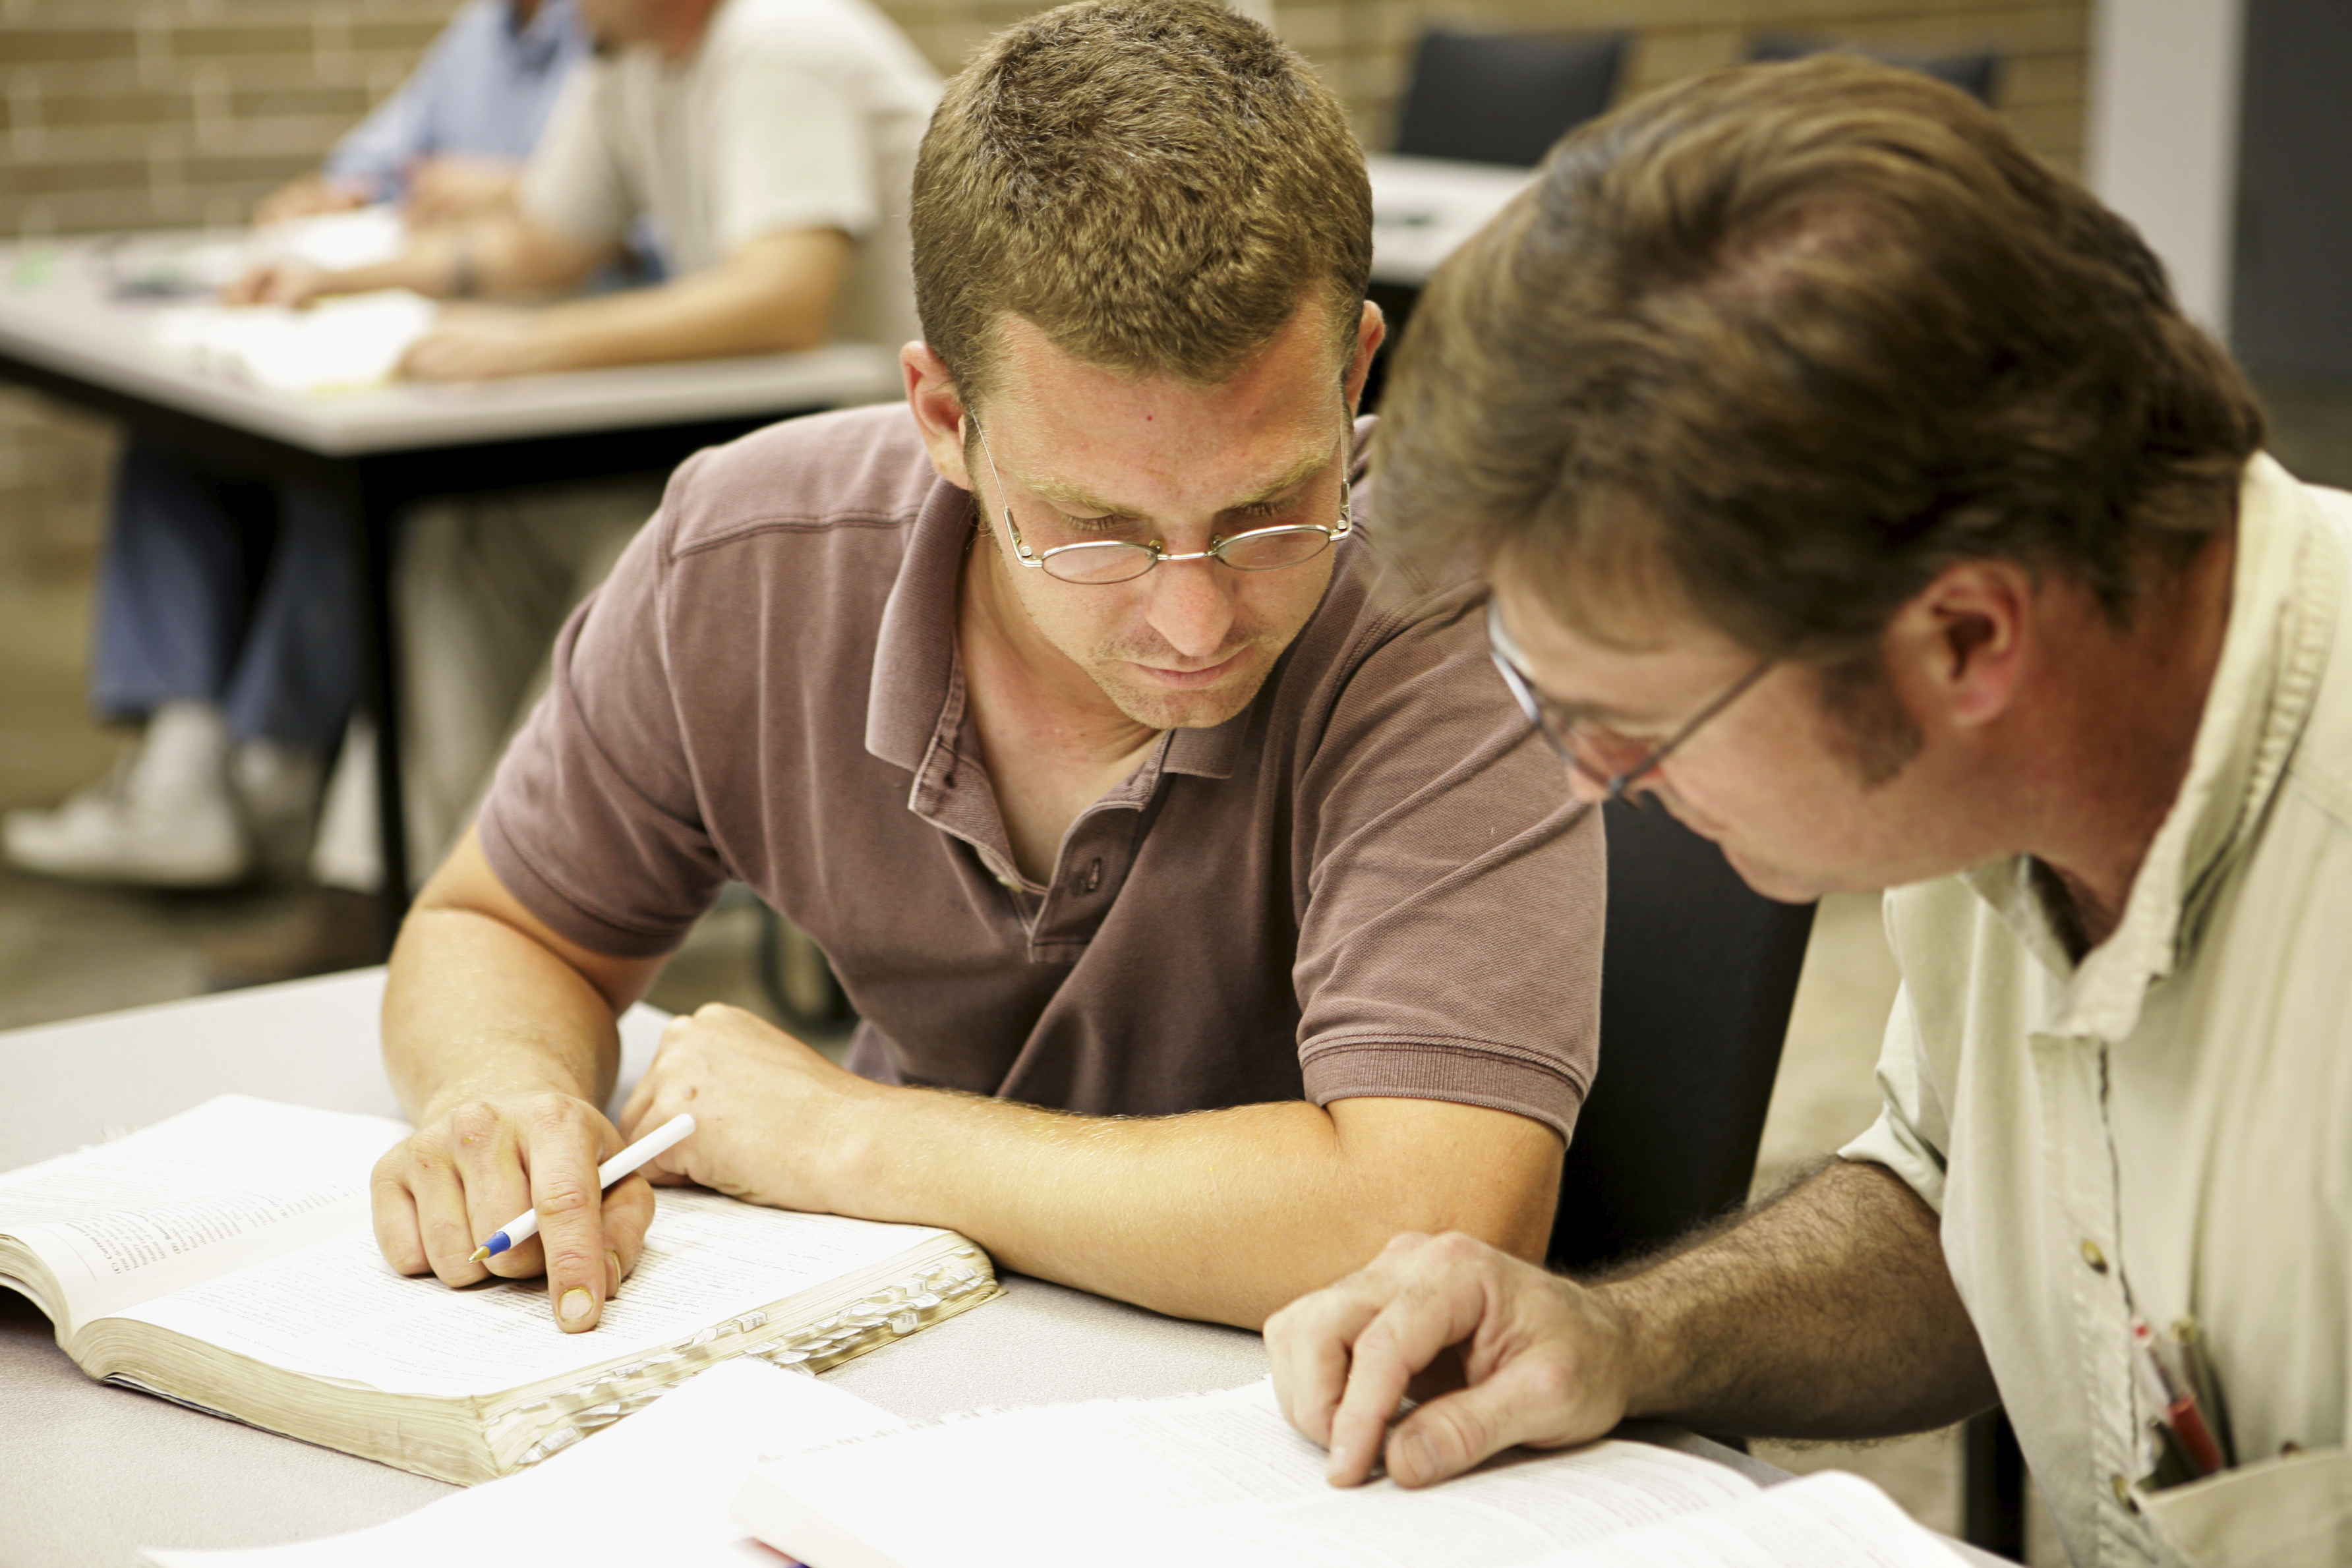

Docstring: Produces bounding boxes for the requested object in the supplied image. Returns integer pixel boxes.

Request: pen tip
[469,1246,490,1263]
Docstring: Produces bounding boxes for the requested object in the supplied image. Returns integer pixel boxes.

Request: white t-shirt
[520,0,940,346]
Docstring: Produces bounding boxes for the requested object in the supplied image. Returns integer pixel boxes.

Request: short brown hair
[1376,55,2265,662]
[912,0,1372,409]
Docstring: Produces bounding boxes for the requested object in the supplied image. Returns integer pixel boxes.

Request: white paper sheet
[150,290,438,395]
[0,1096,407,1331]
[142,1356,908,1568]
[115,1189,947,1397]
[1519,1470,1966,1568]
[746,1381,1763,1568]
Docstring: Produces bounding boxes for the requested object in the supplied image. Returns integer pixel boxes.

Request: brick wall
[0,0,2088,578]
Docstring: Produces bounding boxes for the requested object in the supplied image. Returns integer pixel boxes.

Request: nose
[1140,555,1240,662]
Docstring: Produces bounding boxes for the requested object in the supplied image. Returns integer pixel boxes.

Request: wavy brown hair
[1376,55,2264,664]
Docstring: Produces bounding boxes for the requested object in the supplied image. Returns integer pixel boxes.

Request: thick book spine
[496,1243,1001,1472]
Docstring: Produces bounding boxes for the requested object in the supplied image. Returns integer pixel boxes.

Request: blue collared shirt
[322,0,589,199]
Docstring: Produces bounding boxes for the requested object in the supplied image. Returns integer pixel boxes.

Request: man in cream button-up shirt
[1847,451,2351,1565]
[1255,56,2352,1568]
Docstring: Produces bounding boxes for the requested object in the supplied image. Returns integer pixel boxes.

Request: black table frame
[1,344,815,950]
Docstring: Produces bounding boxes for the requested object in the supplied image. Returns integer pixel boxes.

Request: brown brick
[349,19,452,52]
[22,87,191,130]
[1,27,140,64]
[2,158,151,196]
[165,24,314,60]
[226,84,372,122]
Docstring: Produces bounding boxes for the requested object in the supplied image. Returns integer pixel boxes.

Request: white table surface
[0,973,2002,1568]
[1367,152,1537,286]
[0,237,901,457]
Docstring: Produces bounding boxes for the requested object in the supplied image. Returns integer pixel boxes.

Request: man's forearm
[301,214,601,305]
[502,229,850,374]
[1606,1158,1997,1438]
[383,906,623,1122]
[826,1089,1562,1329]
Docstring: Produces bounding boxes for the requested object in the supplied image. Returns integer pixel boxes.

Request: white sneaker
[233,738,323,879]
[3,701,252,886]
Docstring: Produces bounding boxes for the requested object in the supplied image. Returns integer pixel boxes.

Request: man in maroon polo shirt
[367,0,1604,1334]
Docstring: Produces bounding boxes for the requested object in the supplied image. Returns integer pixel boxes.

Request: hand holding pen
[372,1093,686,1335]
[471,1113,698,1263]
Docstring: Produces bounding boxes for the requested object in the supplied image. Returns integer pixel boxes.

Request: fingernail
[1326,1443,1353,1483]
[560,1287,595,1323]
[1397,1430,1437,1482]
[606,1250,622,1300]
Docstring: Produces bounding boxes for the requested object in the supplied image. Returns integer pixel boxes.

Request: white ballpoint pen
[467,1112,696,1263]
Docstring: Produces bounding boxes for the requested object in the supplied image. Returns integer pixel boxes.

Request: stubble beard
[1086,634,1280,731]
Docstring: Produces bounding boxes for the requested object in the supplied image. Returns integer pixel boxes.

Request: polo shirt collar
[864,474,972,774]
[1970,454,2343,1041]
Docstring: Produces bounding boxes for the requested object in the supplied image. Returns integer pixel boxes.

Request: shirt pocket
[2138,1447,2352,1568]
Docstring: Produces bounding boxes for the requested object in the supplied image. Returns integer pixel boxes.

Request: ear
[1883,559,2035,731]
[1343,299,1388,414]
[900,341,972,489]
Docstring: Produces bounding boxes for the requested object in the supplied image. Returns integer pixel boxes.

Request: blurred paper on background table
[149,291,438,395]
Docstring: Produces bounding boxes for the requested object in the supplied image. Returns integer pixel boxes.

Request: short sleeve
[1291,594,1603,1143]
[517,67,636,253]
[476,475,726,958]
[322,5,473,194]
[1839,977,1954,1212]
[706,44,879,252]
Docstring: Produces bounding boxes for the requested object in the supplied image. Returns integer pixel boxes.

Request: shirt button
[995,875,1019,889]
[2111,1473,2138,1511]
[2080,1240,2109,1273]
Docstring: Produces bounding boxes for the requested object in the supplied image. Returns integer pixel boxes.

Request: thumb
[1383,1355,1585,1488]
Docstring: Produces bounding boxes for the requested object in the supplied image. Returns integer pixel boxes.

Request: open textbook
[0,1095,998,1484]
[734,1381,1968,1568]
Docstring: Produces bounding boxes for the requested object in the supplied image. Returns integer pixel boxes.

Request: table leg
[332,462,410,955]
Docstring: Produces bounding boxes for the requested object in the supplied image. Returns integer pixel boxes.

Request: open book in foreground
[0,1094,998,1484]
[735,1381,1968,1568]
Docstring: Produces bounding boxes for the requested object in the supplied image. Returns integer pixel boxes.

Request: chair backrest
[1548,798,1817,1271]
[1745,35,2001,104]
[1393,28,1628,169]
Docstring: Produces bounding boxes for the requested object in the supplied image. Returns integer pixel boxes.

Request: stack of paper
[149,290,438,396]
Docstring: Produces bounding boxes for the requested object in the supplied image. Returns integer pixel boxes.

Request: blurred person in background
[271,0,944,907]
[3,0,592,889]
[260,0,591,227]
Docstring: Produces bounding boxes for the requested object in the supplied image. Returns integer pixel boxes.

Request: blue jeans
[90,440,356,751]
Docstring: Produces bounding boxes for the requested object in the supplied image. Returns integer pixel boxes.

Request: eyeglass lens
[1039,527,1338,584]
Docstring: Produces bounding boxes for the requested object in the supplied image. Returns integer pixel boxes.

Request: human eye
[1053,509,1142,538]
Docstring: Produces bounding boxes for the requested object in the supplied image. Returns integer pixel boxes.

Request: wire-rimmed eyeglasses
[968,415,1352,585]
[1486,598,1773,803]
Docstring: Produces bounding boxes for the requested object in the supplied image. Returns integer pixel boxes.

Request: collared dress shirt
[1845,455,2352,1567]
[322,0,589,202]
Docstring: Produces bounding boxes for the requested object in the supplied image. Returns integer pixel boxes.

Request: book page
[144,1356,906,1568]
[0,1096,407,1333]
[1520,1470,1966,1568]
[746,1381,1761,1568]
[111,1188,947,1397]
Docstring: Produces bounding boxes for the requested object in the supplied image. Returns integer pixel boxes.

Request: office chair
[1746,36,2001,105]
[1393,28,1629,169]
[1549,798,1817,1271]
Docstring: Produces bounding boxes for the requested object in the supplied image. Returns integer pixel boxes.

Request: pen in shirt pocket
[2132,1320,2227,1480]
[2170,1316,2237,1469]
